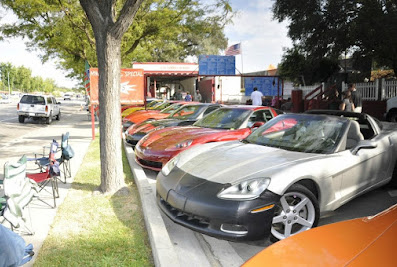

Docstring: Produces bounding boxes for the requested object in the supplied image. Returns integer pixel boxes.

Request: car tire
[388,111,397,122]
[56,111,61,121]
[46,112,52,124]
[270,184,319,242]
[18,115,25,123]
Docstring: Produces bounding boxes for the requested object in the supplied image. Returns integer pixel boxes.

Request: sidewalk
[0,109,96,266]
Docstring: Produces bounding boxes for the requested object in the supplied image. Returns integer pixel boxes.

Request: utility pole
[7,72,11,96]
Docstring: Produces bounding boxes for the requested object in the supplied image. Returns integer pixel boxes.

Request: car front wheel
[56,111,61,120]
[389,111,397,122]
[270,184,319,241]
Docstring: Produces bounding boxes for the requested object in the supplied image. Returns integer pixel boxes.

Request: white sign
[132,63,198,73]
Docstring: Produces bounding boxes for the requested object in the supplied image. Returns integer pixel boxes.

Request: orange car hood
[139,126,247,151]
[126,111,170,124]
[243,204,397,267]
[125,109,159,119]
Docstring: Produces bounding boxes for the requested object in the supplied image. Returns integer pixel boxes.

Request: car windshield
[20,95,45,105]
[147,100,160,108]
[160,103,183,114]
[245,114,347,154]
[153,102,171,110]
[169,105,202,120]
[193,108,251,129]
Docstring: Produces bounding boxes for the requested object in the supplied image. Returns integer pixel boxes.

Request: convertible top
[305,109,370,121]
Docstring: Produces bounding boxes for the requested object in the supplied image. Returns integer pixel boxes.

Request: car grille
[159,196,210,228]
[137,158,162,169]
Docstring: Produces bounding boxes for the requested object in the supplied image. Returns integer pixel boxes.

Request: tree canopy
[273,0,397,84]
[0,0,230,194]
[0,62,59,93]
[0,0,232,84]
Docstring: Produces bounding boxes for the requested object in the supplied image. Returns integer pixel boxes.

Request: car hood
[243,204,397,267]
[177,141,323,185]
[124,110,157,121]
[128,111,169,124]
[139,126,229,150]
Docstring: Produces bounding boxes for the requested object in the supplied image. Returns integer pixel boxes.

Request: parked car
[121,99,162,118]
[155,111,397,241]
[242,203,397,267]
[385,95,397,122]
[135,105,281,171]
[125,103,222,147]
[122,101,193,131]
[17,94,61,124]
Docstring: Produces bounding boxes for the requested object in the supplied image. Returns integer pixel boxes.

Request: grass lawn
[34,138,153,266]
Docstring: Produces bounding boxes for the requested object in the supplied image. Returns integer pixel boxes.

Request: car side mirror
[251,122,265,130]
[352,140,377,155]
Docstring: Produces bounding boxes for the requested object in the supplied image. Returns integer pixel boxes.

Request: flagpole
[241,41,244,75]
[241,41,244,91]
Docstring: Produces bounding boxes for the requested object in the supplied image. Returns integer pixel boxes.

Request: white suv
[17,94,61,124]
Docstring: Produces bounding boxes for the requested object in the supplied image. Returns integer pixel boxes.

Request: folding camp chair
[29,132,73,184]
[26,141,60,208]
[2,155,37,235]
[58,132,74,183]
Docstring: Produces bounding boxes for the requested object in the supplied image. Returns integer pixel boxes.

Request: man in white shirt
[251,87,263,106]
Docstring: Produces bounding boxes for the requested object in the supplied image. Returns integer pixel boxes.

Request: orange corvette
[243,203,397,267]
[121,99,162,118]
[122,102,194,131]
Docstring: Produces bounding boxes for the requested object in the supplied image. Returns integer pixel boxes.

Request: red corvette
[122,101,193,131]
[135,105,282,171]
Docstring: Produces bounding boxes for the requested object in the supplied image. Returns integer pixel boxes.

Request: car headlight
[175,139,193,149]
[161,155,180,176]
[217,178,271,200]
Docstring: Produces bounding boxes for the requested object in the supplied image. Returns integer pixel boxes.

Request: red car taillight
[17,103,20,110]
[45,105,48,112]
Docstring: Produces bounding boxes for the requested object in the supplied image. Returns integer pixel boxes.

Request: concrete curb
[123,143,180,267]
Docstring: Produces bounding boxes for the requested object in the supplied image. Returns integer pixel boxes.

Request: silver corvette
[156,111,397,241]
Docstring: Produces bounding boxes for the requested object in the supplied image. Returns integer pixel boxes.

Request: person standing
[195,90,202,102]
[339,90,355,111]
[184,92,192,101]
[251,87,263,106]
[349,83,362,113]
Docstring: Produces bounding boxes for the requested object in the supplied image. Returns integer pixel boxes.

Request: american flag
[225,43,241,56]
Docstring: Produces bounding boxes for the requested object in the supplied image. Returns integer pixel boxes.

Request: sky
[0,0,292,89]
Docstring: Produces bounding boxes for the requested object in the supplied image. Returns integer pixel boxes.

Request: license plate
[29,112,35,116]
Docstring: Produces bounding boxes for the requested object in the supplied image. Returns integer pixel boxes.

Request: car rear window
[20,95,46,105]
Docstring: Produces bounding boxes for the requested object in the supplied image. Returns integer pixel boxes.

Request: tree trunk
[97,32,124,194]
[79,0,144,194]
